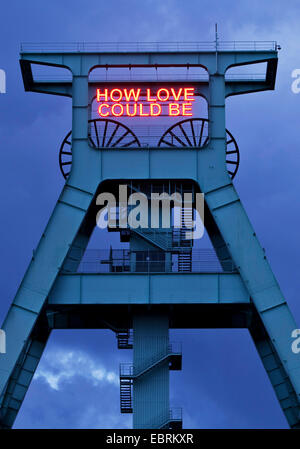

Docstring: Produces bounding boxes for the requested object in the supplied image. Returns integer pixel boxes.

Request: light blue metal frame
[0,43,299,429]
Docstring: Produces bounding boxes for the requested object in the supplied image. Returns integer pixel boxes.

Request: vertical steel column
[0,65,93,428]
[133,311,169,429]
[250,311,300,427]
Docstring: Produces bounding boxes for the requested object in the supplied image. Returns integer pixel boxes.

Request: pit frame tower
[0,41,300,429]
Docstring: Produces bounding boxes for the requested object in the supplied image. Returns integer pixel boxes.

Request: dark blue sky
[0,0,300,429]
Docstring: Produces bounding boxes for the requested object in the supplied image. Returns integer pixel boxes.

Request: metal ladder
[116,330,133,350]
[120,378,133,413]
[119,344,182,416]
[178,251,192,272]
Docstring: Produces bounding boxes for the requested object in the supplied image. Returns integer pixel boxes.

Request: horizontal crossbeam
[48,273,250,305]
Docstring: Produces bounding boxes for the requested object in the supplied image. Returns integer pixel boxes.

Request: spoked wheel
[225,128,240,179]
[59,118,141,179]
[59,130,72,179]
[157,118,240,179]
[158,118,209,149]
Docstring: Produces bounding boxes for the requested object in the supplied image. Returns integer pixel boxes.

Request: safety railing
[20,41,278,53]
[143,408,182,429]
[31,73,265,82]
[61,248,236,274]
[169,407,182,422]
[132,228,173,250]
[120,342,182,378]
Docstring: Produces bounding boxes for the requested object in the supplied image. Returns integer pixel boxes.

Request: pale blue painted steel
[132,313,169,429]
[48,273,250,305]
[0,43,299,429]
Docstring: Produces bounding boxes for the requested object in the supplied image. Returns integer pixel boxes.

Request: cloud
[2,0,300,430]
[34,348,119,391]
[13,342,131,429]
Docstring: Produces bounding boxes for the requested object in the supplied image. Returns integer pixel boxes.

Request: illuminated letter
[97,88,108,102]
[169,103,180,116]
[110,88,123,102]
[111,103,124,116]
[157,88,170,101]
[184,87,195,101]
[146,88,156,102]
[98,103,110,117]
[182,102,193,116]
[126,103,137,117]
[170,88,182,101]
[139,103,149,116]
[124,88,141,102]
[150,103,161,116]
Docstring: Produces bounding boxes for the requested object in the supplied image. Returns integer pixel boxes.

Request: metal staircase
[110,181,195,252]
[133,228,173,251]
[120,351,182,380]
[120,378,133,413]
[119,343,182,424]
[158,408,183,430]
[174,204,193,272]
[117,330,133,413]
[117,330,133,350]
[142,408,183,430]
[178,250,192,272]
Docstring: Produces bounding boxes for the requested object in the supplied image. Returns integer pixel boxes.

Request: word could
[0,329,6,354]
[0,69,5,94]
[96,185,204,240]
[96,87,195,117]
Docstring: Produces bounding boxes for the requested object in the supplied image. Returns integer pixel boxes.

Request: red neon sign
[96,87,195,117]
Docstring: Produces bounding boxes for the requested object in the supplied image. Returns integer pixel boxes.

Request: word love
[96,87,195,117]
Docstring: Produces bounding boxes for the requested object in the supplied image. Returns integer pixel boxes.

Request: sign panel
[96,87,195,117]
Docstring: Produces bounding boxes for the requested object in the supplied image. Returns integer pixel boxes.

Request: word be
[0,329,6,354]
[96,87,195,118]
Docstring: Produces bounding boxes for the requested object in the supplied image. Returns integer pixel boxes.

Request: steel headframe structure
[0,41,300,429]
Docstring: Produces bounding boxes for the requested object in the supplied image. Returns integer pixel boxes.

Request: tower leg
[133,311,169,429]
[0,313,50,428]
[202,181,300,425]
[0,187,94,427]
[250,310,300,428]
